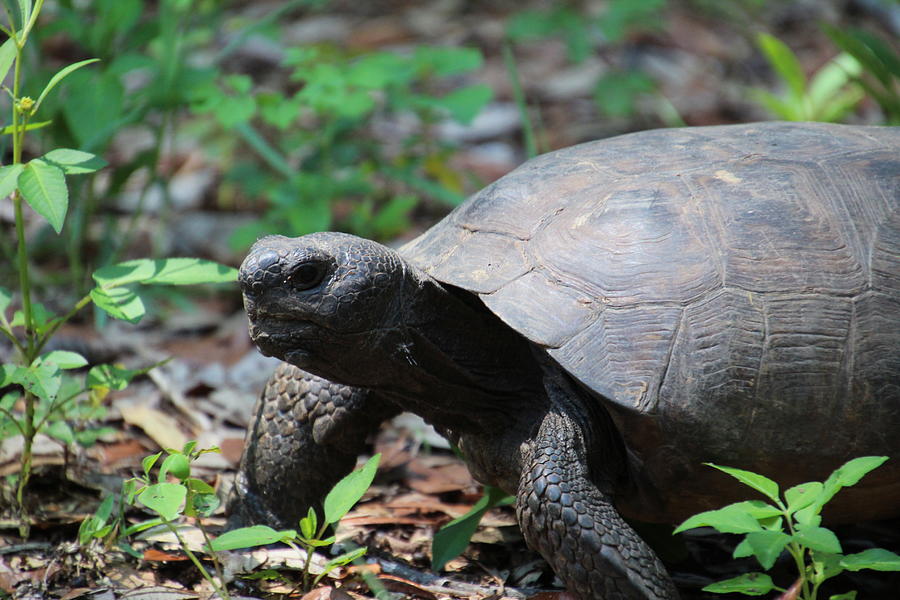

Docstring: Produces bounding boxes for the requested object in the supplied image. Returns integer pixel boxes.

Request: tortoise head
[239,232,409,385]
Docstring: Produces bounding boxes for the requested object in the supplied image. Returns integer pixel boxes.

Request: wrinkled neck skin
[320,262,547,437]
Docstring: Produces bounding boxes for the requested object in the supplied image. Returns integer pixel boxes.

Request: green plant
[192,43,492,249]
[674,457,900,599]
[823,25,900,125]
[114,443,231,598]
[431,485,513,571]
[752,32,864,122]
[0,0,237,536]
[210,454,381,593]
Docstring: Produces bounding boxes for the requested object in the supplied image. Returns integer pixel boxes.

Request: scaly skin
[227,362,398,529]
[518,410,677,600]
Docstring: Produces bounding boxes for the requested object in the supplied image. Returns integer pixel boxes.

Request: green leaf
[142,452,163,478]
[45,420,75,444]
[430,84,493,124]
[90,286,145,323]
[87,363,140,391]
[34,58,101,115]
[0,163,22,202]
[185,477,216,495]
[833,456,888,487]
[673,503,764,535]
[62,70,124,149]
[208,525,292,551]
[703,572,776,595]
[0,287,10,314]
[785,481,823,514]
[12,361,61,401]
[159,453,190,482]
[299,507,317,540]
[323,453,381,525]
[41,350,88,370]
[794,525,842,554]
[137,482,186,521]
[757,33,806,100]
[92,258,237,287]
[744,530,791,570]
[705,463,780,503]
[0,120,52,135]
[432,486,511,571]
[840,548,900,571]
[19,159,68,233]
[0,38,16,88]
[414,46,483,76]
[41,149,108,175]
[829,593,857,600]
[190,491,220,517]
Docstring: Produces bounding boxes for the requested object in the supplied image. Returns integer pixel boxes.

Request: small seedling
[210,454,381,592]
[674,456,900,599]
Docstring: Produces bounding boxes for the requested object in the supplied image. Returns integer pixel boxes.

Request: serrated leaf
[19,159,68,233]
[673,504,764,535]
[705,463,780,503]
[785,481,823,514]
[90,286,145,323]
[41,350,88,370]
[0,164,23,200]
[834,456,888,487]
[34,58,101,115]
[745,530,791,570]
[794,525,842,554]
[137,482,185,521]
[208,525,291,551]
[41,148,107,174]
[840,548,900,571]
[323,453,380,525]
[92,258,237,287]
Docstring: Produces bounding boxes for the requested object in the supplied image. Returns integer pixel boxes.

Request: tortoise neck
[375,267,547,433]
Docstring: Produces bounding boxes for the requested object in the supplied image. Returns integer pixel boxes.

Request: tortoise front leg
[517,409,678,600]
[227,362,399,529]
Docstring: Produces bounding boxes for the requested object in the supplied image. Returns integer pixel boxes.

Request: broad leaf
[705,463,780,503]
[159,453,190,482]
[12,361,61,401]
[42,148,107,174]
[93,258,237,287]
[90,286,145,323]
[794,524,842,554]
[673,504,763,535]
[19,159,67,233]
[323,453,380,525]
[41,350,88,370]
[785,481,823,513]
[0,287,10,314]
[744,530,791,570]
[703,572,776,595]
[87,363,140,391]
[432,485,510,571]
[208,525,291,551]
[840,548,900,571]
[137,482,185,521]
[0,164,23,200]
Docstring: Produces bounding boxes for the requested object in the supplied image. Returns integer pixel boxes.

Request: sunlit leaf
[19,159,67,233]
[323,453,380,525]
[34,58,101,115]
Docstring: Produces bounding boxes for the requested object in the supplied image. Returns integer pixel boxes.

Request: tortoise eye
[290,262,326,291]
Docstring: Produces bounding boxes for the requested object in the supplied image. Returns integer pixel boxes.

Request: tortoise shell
[401,121,900,519]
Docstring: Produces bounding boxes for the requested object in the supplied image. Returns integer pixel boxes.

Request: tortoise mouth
[248,318,319,362]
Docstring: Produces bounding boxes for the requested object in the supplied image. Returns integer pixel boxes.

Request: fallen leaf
[142,549,189,562]
[118,400,189,450]
[378,574,439,599]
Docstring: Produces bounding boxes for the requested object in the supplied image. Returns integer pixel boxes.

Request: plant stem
[162,519,231,600]
[16,390,35,537]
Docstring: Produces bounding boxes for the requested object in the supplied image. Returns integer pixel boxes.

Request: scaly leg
[517,409,678,600]
[228,362,399,528]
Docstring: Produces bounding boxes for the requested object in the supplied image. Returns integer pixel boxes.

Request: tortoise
[229,121,900,600]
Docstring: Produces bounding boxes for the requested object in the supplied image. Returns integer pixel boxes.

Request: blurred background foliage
[0,0,898,309]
